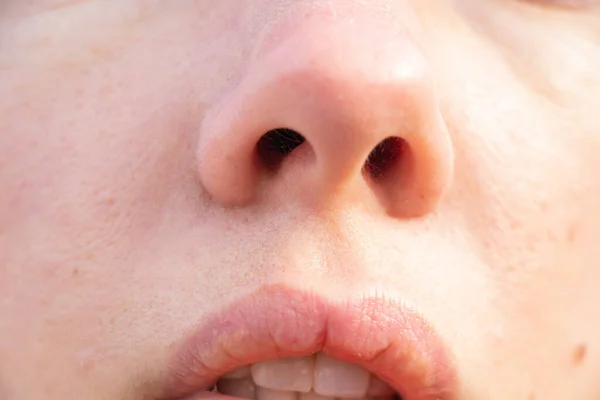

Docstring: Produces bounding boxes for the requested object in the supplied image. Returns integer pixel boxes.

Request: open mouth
[162,285,458,400]
[206,352,400,400]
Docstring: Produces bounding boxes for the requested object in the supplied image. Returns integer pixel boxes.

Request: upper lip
[161,284,458,400]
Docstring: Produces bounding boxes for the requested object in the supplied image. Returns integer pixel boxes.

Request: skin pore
[1,0,600,399]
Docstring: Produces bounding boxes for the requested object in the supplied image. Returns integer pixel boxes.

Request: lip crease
[160,284,458,400]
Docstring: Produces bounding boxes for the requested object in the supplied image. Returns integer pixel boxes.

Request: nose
[197,10,453,218]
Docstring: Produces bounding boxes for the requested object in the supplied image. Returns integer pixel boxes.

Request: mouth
[161,285,458,400]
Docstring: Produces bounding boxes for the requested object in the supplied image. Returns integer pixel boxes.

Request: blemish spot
[528,393,536,400]
[76,348,96,373]
[572,344,587,365]
[72,267,80,277]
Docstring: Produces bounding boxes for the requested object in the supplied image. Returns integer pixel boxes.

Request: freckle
[567,223,579,244]
[573,344,587,365]
[90,43,117,62]
[98,190,117,207]
[529,393,535,400]
[72,267,80,277]
[509,218,522,230]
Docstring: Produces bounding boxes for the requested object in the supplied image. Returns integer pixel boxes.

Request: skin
[1,0,600,399]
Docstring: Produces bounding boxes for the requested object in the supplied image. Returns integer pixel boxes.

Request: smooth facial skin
[1,0,600,399]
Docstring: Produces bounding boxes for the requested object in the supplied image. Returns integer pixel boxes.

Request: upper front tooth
[313,353,370,398]
[251,356,314,392]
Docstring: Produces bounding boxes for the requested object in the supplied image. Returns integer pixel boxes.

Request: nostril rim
[256,128,306,172]
[364,137,406,180]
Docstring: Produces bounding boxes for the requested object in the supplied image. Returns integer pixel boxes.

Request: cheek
[462,90,600,400]
[0,0,260,361]
[0,7,198,385]
[428,12,600,292]
[0,1,251,268]
[451,84,598,314]
[427,17,600,392]
[0,6,262,395]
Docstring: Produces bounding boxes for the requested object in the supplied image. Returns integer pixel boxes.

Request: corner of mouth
[160,284,459,400]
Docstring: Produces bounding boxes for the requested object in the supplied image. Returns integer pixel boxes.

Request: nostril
[363,137,406,180]
[256,128,306,172]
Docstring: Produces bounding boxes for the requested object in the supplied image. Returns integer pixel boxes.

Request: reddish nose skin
[197,10,454,219]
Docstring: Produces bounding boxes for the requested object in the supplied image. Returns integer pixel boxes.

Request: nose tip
[197,14,454,218]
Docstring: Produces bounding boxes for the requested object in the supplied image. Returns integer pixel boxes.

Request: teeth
[251,356,313,392]
[313,353,370,398]
[257,386,298,400]
[218,352,396,400]
[218,377,257,400]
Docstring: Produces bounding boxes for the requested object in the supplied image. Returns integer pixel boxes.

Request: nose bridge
[197,7,453,217]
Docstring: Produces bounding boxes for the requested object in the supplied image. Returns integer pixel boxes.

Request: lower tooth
[218,377,257,400]
[257,386,298,400]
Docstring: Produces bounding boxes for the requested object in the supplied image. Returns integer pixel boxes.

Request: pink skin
[1,1,600,400]
[197,12,453,216]
[165,286,457,400]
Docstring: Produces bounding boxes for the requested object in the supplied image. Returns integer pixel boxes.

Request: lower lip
[164,285,458,400]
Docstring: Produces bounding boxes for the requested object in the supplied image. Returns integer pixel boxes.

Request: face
[1,0,600,399]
